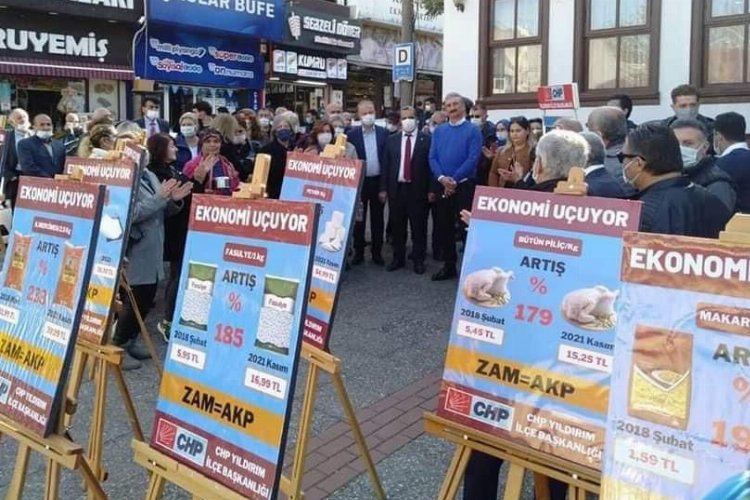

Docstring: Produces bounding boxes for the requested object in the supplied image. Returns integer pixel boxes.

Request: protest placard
[436,186,641,470]
[65,146,141,344]
[0,177,104,436]
[149,195,318,499]
[280,151,362,350]
[602,232,750,499]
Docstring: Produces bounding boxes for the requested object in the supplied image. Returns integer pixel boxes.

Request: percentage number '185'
[215,323,244,347]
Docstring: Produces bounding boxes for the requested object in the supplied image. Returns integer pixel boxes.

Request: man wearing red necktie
[380,106,434,275]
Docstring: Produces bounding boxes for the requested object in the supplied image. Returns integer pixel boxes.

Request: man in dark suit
[2,108,32,206]
[17,114,65,178]
[347,99,388,265]
[379,106,432,274]
[715,112,750,213]
[135,96,171,139]
[580,132,627,198]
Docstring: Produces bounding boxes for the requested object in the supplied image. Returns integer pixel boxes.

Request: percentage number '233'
[514,304,553,326]
[215,323,244,348]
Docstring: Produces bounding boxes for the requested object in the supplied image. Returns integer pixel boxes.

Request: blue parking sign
[392,43,415,82]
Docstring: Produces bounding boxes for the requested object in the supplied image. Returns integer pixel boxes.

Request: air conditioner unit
[493,77,509,94]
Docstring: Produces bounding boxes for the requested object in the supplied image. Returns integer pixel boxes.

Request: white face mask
[425,104,433,112]
[680,145,703,169]
[334,126,345,137]
[180,125,196,137]
[361,114,375,127]
[145,109,159,120]
[429,124,436,134]
[496,131,508,141]
[674,106,699,121]
[36,130,53,140]
[233,135,247,145]
[317,133,333,147]
[387,123,398,132]
[402,118,417,133]
[15,121,29,132]
[259,117,271,128]
[622,159,643,187]
[471,118,482,127]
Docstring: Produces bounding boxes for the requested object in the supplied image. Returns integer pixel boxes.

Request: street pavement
[0,247,531,499]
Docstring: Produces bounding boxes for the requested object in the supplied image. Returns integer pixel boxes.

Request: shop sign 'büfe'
[437,187,641,470]
[64,147,141,344]
[146,0,286,42]
[602,232,750,499]
[0,177,103,436]
[150,195,318,499]
[280,152,363,351]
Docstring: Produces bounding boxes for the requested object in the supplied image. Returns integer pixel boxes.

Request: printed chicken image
[462,267,514,308]
[561,285,619,330]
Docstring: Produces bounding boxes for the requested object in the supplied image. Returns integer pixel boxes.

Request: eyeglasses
[617,152,644,164]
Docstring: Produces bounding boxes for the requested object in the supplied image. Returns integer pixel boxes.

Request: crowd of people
[1,83,748,373]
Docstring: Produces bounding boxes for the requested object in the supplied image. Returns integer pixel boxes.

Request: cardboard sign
[280,152,363,350]
[64,146,142,344]
[537,83,579,110]
[602,232,750,498]
[437,187,641,470]
[0,177,103,436]
[150,195,318,499]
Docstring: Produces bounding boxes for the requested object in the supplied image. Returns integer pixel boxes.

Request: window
[691,0,750,101]
[478,0,549,107]
[574,0,661,104]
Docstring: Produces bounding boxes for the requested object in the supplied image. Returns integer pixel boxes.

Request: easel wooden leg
[43,460,62,500]
[120,273,162,376]
[289,363,320,499]
[331,371,386,500]
[502,463,525,500]
[64,350,89,428]
[437,445,471,500]
[77,455,107,500]
[112,363,145,441]
[6,444,31,500]
[87,358,108,485]
[144,472,166,500]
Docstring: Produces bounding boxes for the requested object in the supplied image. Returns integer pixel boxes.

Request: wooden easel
[54,165,151,496]
[279,137,385,500]
[428,168,593,500]
[1,170,107,499]
[135,154,276,499]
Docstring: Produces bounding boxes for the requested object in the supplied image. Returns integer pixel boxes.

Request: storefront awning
[0,57,134,81]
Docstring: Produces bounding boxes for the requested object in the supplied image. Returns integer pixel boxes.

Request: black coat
[717,147,750,213]
[259,139,291,199]
[135,117,171,134]
[380,131,432,198]
[586,166,627,198]
[149,162,191,263]
[634,175,731,238]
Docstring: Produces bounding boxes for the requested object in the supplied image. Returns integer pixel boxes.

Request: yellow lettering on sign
[158,372,284,447]
[308,287,334,314]
[0,331,63,382]
[86,283,114,308]
[444,345,609,415]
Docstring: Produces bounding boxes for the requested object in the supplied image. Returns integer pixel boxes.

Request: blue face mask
[276,129,293,142]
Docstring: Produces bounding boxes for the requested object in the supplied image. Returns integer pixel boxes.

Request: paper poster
[0,177,103,436]
[64,145,142,344]
[150,195,318,499]
[280,152,362,350]
[437,187,641,470]
[602,232,750,499]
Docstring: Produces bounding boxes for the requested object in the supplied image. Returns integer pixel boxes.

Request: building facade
[444,0,750,127]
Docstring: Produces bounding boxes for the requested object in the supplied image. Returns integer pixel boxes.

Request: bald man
[553,117,583,133]
[17,114,65,178]
[3,108,32,206]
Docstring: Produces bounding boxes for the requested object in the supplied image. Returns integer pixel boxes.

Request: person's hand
[159,178,179,199]
[378,191,387,204]
[428,192,436,203]
[194,154,215,183]
[440,176,456,189]
[460,210,472,226]
[482,146,494,160]
[497,166,522,185]
[171,181,193,201]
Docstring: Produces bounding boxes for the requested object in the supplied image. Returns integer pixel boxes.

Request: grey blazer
[125,169,182,286]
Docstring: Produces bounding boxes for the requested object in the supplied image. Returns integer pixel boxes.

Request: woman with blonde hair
[115,121,144,143]
[211,113,247,178]
[87,124,117,159]
[175,112,200,171]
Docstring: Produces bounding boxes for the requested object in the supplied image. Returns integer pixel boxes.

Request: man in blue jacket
[714,112,750,213]
[428,92,482,281]
[17,114,65,178]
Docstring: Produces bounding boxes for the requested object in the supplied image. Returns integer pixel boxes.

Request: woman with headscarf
[259,114,295,199]
[113,134,192,370]
[488,116,533,187]
[175,112,200,172]
[183,128,240,195]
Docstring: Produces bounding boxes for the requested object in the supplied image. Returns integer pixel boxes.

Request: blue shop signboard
[146,0,285,41]
[134,24,264,89]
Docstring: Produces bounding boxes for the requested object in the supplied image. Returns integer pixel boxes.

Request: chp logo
[0,376,11,405]
[155,418,208,466]
[548,85,566,101]
[444,387,514,432]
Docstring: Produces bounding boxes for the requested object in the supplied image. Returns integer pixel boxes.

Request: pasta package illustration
[0,177,104,436]
[151,195,318,499]
[602,232,750,499]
